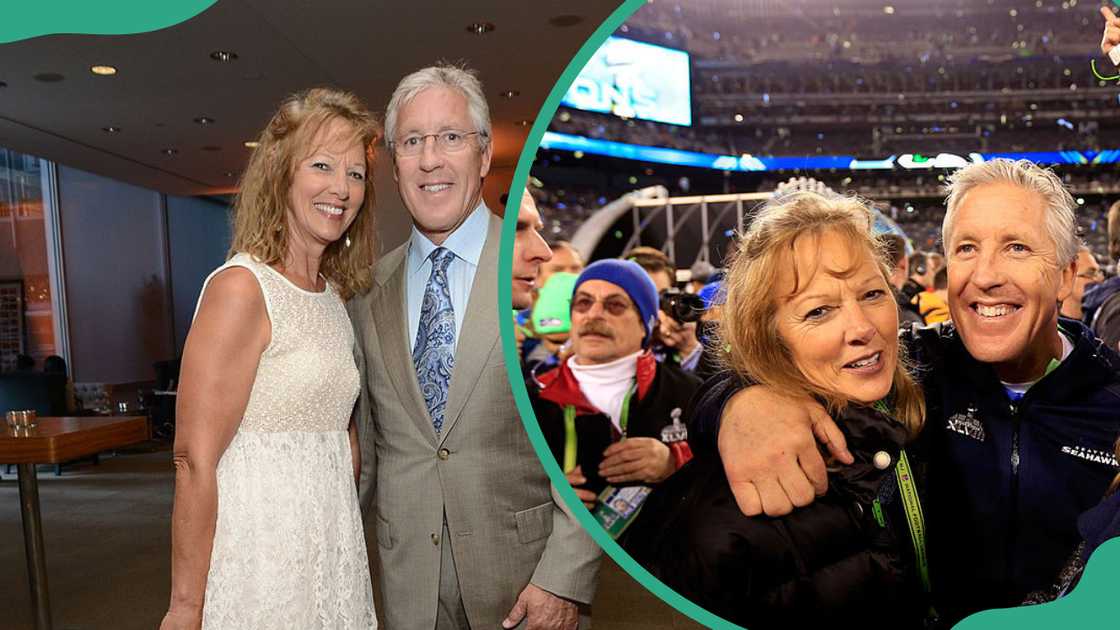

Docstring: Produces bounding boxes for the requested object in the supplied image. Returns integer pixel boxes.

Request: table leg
[17,463,52,630]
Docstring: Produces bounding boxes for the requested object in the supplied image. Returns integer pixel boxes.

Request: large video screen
[561,36,692,127]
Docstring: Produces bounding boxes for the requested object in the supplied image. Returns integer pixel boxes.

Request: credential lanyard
[895,450,930,594]
[562,383,635,473]
[872,401,935,620]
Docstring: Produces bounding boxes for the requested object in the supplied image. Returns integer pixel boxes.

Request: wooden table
[0,416,149,630]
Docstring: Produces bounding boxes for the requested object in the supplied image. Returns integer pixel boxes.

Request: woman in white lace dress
[160,88,379,630]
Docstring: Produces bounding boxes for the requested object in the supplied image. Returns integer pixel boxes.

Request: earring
[345,235,352,248]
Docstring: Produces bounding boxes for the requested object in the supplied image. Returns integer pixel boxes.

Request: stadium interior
[532,0,1119,270]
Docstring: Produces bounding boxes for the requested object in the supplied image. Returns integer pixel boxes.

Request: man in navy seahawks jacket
[694,159,1120,624]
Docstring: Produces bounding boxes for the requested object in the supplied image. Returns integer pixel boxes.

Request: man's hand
[502,583,578,630]
[658,310,699,355]
[717,386,852,517]
[599,437,675,484]
[564,465,598,509]
[1102,6,1120,55]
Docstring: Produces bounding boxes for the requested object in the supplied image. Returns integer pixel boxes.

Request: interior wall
[56,166,173,384]
[166,195,231,353]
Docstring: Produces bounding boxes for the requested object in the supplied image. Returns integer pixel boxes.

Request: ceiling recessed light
[225,171,237,178]
[162,148,179,156]
[518,119,532,127]
[102,126,121,133]
[500,90,520,99]
[209,50,238,62]
[466,21,495,35]
[33,73,64,83]
[90,65,117,76]
[244,141,260,148]
[548,15,584,27]
[194,116,215,125]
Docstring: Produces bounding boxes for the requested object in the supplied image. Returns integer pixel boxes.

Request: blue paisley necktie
[413,247,456,435]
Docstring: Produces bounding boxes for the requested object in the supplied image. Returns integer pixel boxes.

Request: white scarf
[567,350,643,434]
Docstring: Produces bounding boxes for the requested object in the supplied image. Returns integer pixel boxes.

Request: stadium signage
[539,132,1120,172]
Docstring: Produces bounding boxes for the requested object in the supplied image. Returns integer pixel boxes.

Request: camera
[659,289,706,324]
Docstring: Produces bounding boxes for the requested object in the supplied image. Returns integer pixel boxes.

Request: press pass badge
[661,407,688,443]
[592,485,652,539]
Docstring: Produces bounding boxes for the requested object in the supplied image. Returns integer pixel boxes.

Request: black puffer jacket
[628,385,930,629]
[690,320,1120,624]
[530,353,701,496]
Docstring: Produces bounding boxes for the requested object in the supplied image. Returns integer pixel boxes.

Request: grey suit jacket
[349,213,601,630]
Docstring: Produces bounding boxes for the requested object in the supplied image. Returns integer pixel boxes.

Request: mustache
[577,319,615,339]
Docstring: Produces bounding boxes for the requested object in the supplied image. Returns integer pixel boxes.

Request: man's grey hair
[943,158,1079,267]
[384,63,491,153]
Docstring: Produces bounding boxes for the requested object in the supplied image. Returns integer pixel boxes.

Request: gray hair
[384,63,491,154]
[943,158,1079,267]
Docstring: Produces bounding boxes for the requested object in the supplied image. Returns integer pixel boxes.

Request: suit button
[438,448,450,460]
[431,533,441,546]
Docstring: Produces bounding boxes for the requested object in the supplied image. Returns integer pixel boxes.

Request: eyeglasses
[390,130,487,157]
[571,294,634,316]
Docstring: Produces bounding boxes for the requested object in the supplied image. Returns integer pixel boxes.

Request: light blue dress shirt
[405,203,489,353]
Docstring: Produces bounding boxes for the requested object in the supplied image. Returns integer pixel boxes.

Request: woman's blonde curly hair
[718,191,925,437]
[228,87,381,300]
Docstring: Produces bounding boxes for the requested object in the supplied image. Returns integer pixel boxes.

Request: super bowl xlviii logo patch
[1060,445,1120,467]
[946,405,986,442]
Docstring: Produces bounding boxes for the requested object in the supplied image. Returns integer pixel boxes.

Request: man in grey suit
[349,64,601,630]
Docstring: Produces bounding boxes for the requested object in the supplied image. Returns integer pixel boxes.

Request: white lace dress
[197,253,376,629]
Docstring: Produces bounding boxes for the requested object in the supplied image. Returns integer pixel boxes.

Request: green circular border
[0,1,216,44]
[496,3,1117,628]
[497,1,743,627]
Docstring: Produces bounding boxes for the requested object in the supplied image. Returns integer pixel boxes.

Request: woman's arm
[160,268,269,629]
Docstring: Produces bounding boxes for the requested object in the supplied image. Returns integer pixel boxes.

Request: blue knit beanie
[573,259,659,347]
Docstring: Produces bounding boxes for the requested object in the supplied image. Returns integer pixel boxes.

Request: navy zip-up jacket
[691,319,1120,625]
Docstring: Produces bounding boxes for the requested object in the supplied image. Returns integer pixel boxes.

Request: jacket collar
[538,350,658,414]
[940,318,1120,403]
[827,402,913,504]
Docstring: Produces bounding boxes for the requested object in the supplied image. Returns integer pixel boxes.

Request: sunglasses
[571,293,634,316]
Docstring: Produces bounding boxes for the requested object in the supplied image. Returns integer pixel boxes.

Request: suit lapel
[371,247,439,446]
[438,214,501,445]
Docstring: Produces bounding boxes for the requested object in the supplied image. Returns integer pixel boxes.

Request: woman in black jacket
[628,192,932,629]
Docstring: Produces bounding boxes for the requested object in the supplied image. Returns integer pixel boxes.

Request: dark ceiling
[0,0,623,196]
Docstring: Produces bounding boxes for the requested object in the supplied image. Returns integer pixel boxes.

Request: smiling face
[286,118,367,253]
[775,229,899,405]
[945,182,1074,381]
[570,280,646,365]
[512,191,552,310]
[392,85,491,245]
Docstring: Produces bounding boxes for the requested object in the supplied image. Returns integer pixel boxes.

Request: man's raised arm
[688,371,852,516]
